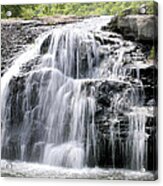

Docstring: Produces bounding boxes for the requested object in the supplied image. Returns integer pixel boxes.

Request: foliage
[1,1,157,19]
[149,46,155,59]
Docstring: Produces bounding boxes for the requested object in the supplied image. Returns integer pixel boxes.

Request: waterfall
[1,16,150,171]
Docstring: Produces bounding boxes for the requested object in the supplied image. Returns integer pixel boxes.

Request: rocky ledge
[102,15,158,43]
[1,15,94,76]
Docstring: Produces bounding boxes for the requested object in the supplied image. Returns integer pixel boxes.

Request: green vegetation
[149,46,155,60]
[1,1,157,20]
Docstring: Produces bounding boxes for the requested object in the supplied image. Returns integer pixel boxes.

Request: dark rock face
[20,56,42,74]
[84,70,157,171]
[40,34,52,55]
[1,71,50,161]
[1,20,53,76]
[1,16,90,76]
[1,75,27,160]
[103,15,158,43]
[130,65,158,106]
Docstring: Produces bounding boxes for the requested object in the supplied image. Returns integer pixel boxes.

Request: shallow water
[1,160,156,180]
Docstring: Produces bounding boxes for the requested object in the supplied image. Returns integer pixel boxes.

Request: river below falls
[1,160,155,180]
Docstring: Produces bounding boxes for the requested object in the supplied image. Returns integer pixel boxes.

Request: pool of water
[1,160,156,180]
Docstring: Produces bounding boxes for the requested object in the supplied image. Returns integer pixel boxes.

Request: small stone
[141,168,146,173]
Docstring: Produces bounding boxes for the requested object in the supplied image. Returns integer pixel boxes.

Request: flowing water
[1,16,154,179]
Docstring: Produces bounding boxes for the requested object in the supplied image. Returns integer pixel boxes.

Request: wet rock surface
[1,21,51,76]
[1,16,91,76]
[2,73,157,171]
[84,77,157,170]
[130,64,158,105]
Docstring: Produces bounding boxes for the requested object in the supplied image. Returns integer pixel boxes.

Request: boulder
[104,15,158,42]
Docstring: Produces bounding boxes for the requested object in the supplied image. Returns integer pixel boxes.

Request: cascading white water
[127,111,147,170]
[1,16,149,171]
